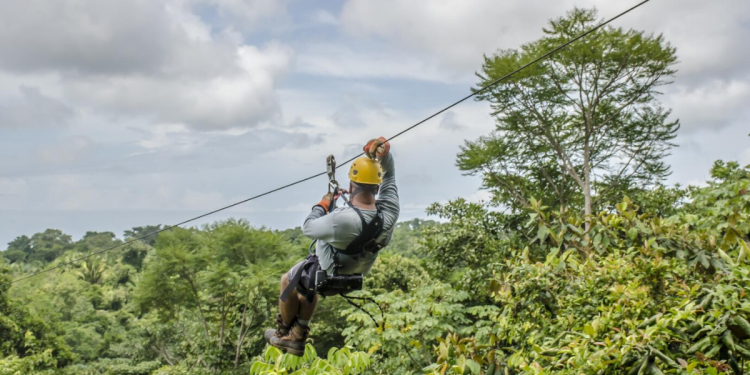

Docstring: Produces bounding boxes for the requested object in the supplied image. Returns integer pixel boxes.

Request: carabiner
[326,155,340,210]
[326,155,339,194]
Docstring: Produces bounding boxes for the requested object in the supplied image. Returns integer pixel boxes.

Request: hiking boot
[264,314,292,344]
[268,322,310,357]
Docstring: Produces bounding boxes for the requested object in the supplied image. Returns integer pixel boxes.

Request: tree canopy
[462,8,679,231]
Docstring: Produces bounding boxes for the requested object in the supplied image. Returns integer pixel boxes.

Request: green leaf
[466,359,481,375]
[717,248,735,266]
[584,324,595,336]
[537,225,550,243]
[628,228,638,241]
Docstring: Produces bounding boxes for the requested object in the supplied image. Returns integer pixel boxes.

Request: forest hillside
[2,161,750,375]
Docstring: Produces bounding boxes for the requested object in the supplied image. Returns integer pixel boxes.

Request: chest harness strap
[333,199,384,257]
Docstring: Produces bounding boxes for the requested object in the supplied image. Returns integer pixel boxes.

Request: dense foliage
[340,161,750,375]
[2,161,749,374]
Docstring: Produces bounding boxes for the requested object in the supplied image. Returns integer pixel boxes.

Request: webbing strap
[280,256,317,303]
[305,261,319,303]
[346,200,367,223]
[336,201,383,256]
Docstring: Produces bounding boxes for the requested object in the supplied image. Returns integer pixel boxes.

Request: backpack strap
[334,202,383,257]
[280,255,319,303]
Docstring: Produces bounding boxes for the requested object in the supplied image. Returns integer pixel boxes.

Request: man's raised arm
[375,152,400,246]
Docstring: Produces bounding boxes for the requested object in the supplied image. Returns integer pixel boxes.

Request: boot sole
[282,347,304,357]
[269,340,305,357]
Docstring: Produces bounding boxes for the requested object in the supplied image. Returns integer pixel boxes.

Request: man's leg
[279,273,300,326]
[265,273,298,345]
[266,266,315,357]
[296,291,318,327]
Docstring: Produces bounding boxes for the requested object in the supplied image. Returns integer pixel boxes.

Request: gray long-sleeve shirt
[302,153,399,275]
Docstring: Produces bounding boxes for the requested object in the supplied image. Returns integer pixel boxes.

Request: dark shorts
[286,257,340,298]
[287,259,312,295]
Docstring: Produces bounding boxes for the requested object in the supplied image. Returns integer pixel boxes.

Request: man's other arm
[375,153,400,246]
[302,206,337,243]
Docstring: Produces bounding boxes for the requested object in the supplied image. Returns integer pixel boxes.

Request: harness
[333,199,384,256]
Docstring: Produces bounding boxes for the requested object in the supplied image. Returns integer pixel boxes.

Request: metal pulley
[326,155,340,211]
[326,155,339,194]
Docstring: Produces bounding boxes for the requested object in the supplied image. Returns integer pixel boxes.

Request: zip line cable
[10,0,650,284]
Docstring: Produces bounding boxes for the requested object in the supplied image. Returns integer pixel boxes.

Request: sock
[297,319,310,327]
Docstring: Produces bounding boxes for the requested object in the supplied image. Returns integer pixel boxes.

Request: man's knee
[281,273,290,288]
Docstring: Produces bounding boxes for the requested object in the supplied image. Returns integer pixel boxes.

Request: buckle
[362,239,382,254]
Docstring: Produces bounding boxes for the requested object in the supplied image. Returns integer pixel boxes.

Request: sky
[1,0,749,247]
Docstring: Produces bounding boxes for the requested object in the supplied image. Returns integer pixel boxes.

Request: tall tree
[460,8,679,231]
[28,229,73,262]
[3,235,32,263]
[133,219,296,369]
[124,225,163,247]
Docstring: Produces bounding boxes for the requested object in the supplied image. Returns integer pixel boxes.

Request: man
[264,137,399,356]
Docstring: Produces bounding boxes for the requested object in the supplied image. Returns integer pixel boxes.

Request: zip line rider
[264,137,399,356]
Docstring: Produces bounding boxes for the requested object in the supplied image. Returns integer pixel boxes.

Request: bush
[419,162,750,374]
[249,344,371,375]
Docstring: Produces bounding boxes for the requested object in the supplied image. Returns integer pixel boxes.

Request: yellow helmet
[348,156,383,185]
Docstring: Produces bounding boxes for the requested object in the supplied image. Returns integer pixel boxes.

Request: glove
[313,189,348,213]
[363,137,390,159]
[314,192,334,213]
[334,189,348,199]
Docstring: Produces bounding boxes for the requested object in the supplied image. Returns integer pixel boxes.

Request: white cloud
[0,178,28,211]
[340,0,570,73]
[196,0,290,33]
[620,0,750,85]
[339,0,750,80]
[400,203,430,214]
[36,136,93,164]
[296,44,466,83]
[64,41,294,130]
[0,86,73,128]
[45,174,131,211]
[0,0,183,74]
[439,111,465,131]
[182,189,226,210]
[283,202,314,212]
[338,0,750,132]
[166,1,214,42]
[741,148,750,166]
[465,189,492,203]
[0,0,294,131]
[135,124,197,152]
[312,9,339,26]
[0,178,27,197]
[663,80,750,132]
[330,93,393,128]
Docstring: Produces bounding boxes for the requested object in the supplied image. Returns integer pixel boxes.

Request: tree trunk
[184,274,211,341]
[583,151,592,230]
[583,140,592,256]
[219,297,225,346]
[235,303,249,368]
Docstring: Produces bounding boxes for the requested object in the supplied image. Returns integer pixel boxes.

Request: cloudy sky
[1,0,749,246]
